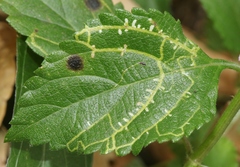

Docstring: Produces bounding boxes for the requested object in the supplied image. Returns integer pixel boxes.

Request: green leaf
[5,8,231,156]
[14,37,43,110]
[134,0,172,13]
[202,137,238,167]
[0,0,115,57]
[7,37,92,167]
[7,36,42,167]
[8,143,92,167]
[200,0,240,54]
[114,2,124,10]
[202,20,228,52]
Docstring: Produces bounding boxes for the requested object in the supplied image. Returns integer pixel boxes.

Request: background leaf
[134,0,172,13]
[0,0,115,57]
[5,8,232,156]
[202,137,238,167]
[200,0,240,54]
[8,142,92,167]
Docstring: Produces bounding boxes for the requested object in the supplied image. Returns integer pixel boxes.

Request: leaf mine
[5,8,227,156]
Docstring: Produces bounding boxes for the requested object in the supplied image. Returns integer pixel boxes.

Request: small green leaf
[5,8,232,156]
[200,0,240,54]
[0,0,115,57]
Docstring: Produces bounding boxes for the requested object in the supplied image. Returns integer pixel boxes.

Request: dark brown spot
[139,62,146,66]
[85,0,101,10]
[67,55,84,71]
[108,159,115,166]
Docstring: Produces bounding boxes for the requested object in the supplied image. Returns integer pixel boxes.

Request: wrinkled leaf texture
[6,8,228,156]
[1,0,115,166]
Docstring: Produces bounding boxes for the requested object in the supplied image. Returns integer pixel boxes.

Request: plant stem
[184,90,240,167]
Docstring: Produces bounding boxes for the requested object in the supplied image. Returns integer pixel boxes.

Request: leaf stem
[217,59,240,72]
[184,90,240,167]
[183,137,193,155]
